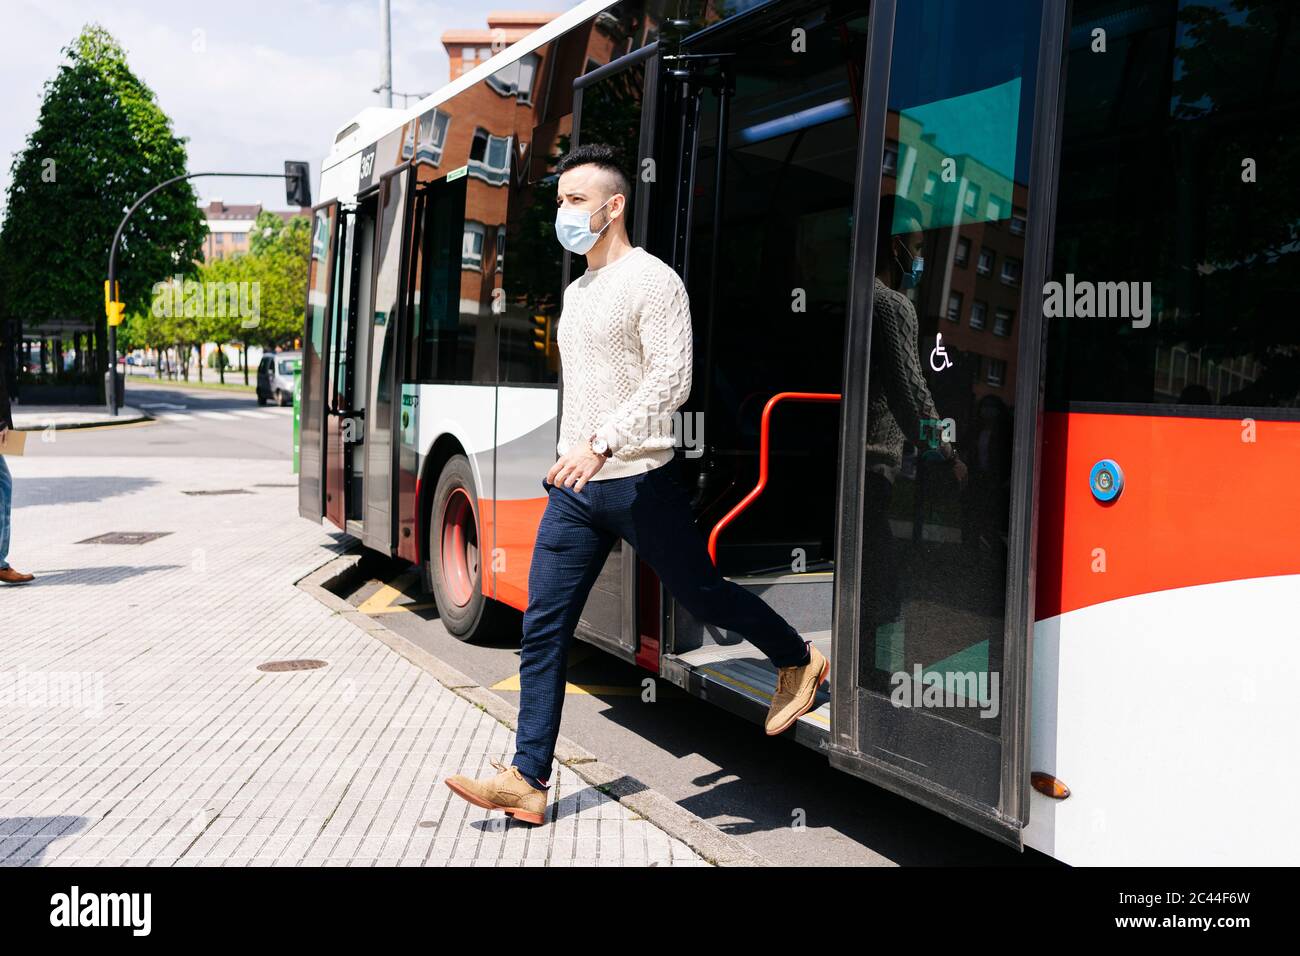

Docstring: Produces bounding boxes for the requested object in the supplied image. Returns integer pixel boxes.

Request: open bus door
[654,0,1067,846]
[360,163,415,555]
[561,42,662,664]
[299,201,338,523]
[823,0,1067,847]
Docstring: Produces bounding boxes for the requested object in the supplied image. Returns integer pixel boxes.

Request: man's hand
[951,454,968,486]
[546,441,607,493]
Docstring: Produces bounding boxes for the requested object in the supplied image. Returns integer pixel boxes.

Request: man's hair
[556,143,632,203]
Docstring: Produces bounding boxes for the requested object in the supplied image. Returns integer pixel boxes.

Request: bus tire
[428,454,511,642]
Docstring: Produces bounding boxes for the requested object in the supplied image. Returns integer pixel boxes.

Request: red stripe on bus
[479,492,545,611]
[1035,411,1300,619]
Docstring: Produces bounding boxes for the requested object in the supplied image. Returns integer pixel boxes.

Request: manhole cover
[182,489,253,496]
[77,532,172,545]
[257,659,329,672]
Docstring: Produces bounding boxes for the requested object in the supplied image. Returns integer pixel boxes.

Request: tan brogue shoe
[444,758,548,825]
[0,567,34,585]
[765,642,829,736]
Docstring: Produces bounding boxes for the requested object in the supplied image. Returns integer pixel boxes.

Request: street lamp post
[104,164,311,415]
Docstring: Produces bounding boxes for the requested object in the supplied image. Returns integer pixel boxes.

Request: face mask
[894,237,924,288]
[555,196,616,255]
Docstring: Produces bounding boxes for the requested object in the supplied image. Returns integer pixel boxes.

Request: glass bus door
[562,45,660,661]
[299,202,337,523]
[361,165,414,554]
[827,0,1065,846]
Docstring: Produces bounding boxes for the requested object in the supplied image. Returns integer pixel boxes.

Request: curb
[296,552,772,868]
[13,412,153,431]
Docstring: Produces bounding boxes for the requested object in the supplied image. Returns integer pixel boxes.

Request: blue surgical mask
[894,238,924,288]
[555,196,615,255]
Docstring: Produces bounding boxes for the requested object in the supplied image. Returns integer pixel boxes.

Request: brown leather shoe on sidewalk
[0,567,34,585]
[765,642,829,736]
[445,758,548,825]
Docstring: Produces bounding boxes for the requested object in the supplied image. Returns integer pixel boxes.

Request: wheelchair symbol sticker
[930,333,953,372]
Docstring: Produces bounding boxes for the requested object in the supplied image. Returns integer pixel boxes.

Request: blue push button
[1089,459,1124,502]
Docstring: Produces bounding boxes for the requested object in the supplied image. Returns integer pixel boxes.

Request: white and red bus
[297,0,1300,864]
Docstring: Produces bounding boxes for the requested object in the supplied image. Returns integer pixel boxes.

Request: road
[36,380,294,459]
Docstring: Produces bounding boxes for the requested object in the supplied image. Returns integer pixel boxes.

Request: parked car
[256,351,301,406]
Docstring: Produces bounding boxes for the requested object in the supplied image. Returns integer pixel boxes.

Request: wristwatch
[589,433,612,459]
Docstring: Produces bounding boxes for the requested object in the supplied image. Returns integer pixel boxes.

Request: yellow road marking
[491,642,642,696]
[357,569,436,615]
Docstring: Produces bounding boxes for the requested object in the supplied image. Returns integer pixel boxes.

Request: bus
[297,0,1300,865]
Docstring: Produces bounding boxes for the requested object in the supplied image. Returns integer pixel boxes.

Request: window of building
[976,248,994,276]
[993,308,1013,336]
[923,172,939,201]
[416,109,451,165]
[970,300,988,330]
[462,221,485,270]
[1010,210,1026,236]
[495,225,505,273]
[946,291,962,322]
[963,182,980,214]
[986,357,1006,387]
[955,236,970,266]
[1000,257,1021,285]
[517,53,540,105]
[469,128,511,185]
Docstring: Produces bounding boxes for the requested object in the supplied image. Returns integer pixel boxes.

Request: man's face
[556,164,623,232]
[894,219,924,266]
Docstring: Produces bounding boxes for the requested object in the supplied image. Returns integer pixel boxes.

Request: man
[445,144,826,824]
[0,354,34,585]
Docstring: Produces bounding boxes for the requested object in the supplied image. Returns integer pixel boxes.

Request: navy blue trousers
[511,455,811,787]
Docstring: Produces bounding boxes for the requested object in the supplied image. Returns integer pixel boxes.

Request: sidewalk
[0,456,709,866]
[10,405,150,430]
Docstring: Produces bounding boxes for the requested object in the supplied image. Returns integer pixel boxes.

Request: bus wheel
[428,455,511,642]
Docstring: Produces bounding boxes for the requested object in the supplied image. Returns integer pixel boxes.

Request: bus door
[360,164,415,555]
[647,3,868,721]
[827,0,1066,847]
[299,201,338,523]
[562,43,660,662]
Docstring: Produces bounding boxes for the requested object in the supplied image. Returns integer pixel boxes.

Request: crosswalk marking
[233,410,272,419]
[195,411,239,420]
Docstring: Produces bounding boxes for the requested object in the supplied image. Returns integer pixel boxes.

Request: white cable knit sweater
[556,245,693,481]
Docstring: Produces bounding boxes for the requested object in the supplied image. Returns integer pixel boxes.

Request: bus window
[1047,0,1300,414]
[855,0,1045,759]
[410,176,470,383]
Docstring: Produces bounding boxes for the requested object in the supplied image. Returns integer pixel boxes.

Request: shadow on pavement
[13,476,158,508]
[22,565,183,586]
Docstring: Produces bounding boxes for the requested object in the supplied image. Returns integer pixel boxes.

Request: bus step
[664,632,834,742]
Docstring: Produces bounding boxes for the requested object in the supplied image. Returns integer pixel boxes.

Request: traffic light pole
[105,168,310,415]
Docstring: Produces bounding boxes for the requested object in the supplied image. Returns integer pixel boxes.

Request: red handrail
[706,391,842,565]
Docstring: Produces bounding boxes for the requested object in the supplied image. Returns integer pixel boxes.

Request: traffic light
[285,161,312,208]
[532,314,551,355]
[104,279,125,326]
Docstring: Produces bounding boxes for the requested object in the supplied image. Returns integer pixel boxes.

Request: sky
[0,0,580,218]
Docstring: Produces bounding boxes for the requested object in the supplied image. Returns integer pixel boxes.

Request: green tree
[0,24,206,399]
